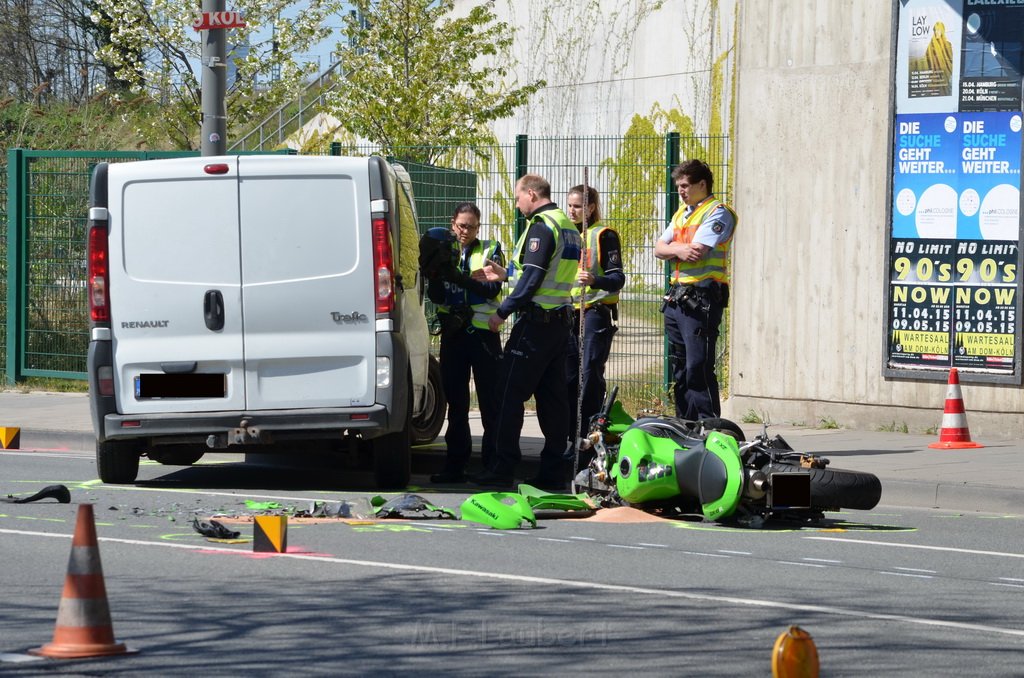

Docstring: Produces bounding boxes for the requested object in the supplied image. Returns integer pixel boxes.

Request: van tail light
[371,217,394,313]
[88,224,110,322]
[97,365,114,396]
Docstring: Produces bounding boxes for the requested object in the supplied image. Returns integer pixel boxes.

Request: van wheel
[96,439,141,484]
[411,354,446,444]
[371,429,411,489]
[147,446,205,466]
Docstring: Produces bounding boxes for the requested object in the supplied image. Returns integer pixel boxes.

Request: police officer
[472,174,582,490]
[425,203,504,484]
[565,185,624,468]
[654,159,737,420]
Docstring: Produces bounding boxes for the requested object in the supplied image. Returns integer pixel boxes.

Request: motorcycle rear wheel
[767,464,881,511]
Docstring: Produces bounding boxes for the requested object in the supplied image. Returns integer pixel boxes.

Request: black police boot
[525,460,571,493]
[472,465,515,489]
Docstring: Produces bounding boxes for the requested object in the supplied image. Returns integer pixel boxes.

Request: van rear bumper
[99,407,393,446]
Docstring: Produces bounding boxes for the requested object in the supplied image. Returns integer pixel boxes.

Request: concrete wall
[727,1,1023,438]
[486,0,736,140]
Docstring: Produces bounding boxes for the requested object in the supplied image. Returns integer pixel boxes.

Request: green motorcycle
[573,388,882,527]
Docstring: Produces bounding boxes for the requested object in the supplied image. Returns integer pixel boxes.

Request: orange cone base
[929,439,984,449]
[30,640,136,659]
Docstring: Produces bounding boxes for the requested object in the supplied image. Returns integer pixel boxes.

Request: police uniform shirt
[497,203,559,318]
[658,197,736,249]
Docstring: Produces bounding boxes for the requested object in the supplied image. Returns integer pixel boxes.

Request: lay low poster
[887,0,1023,380]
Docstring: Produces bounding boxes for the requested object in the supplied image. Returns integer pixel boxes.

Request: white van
[86,155,445,488]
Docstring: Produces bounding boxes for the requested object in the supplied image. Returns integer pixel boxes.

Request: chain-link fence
[3,136,730,412]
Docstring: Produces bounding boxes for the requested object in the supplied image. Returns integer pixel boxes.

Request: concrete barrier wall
[728,1,1023,437]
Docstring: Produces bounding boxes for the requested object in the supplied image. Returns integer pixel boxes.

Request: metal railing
[228,61,344,152]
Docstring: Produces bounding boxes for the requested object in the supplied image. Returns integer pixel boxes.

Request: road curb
[880,479,1022,514]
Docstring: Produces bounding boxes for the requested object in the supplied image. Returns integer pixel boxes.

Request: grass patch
[816,416,840,430]
[6,377,89,393]
[877,421,909,433]
[741,408,765,424]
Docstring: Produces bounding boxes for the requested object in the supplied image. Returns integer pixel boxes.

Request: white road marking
[538,538,571,543]
[0,653,45,664]
[719,549,751,555]
[636,543,669,548]
[803,558,842,564]
[806,537,1024,559]
[569,536,595,541]
[881,571,934,580]
[5,527,1022,638]
[607,544,644,550]
[894,567,938,574]
[1000,578,1024,583]
[681,551,730,558]
[991,582,1024,589]
[777,561,826,568]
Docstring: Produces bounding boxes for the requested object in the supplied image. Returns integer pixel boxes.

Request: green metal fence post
[514,134,528,243]
[330,141,341,157]
[662,132,680,402]
[4,149,25,385]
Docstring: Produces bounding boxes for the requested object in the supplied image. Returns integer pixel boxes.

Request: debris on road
[1,484,71,504]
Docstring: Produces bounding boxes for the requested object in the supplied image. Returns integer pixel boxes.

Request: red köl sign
[192,11,247,31]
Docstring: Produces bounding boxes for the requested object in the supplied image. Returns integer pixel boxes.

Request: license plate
[135,374,226,399]
[768,472,812,508]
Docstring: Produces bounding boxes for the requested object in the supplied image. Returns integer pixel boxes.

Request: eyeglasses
[453,221,479,231]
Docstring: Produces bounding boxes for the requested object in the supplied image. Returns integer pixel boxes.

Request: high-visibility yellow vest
[510,208,581,309]
[570,224,620,306]
[437,239,502,329]
[670,197,737,285]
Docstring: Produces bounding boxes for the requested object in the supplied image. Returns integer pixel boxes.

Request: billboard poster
[895,0,964,114]
[959,0,1024,112]
[888,1,1023,381]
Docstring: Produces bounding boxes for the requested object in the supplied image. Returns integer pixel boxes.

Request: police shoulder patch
[528,237,540,252]
[608,251,621,266]
[712,223,724,234]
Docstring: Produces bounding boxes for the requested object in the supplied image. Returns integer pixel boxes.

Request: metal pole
[200,0,227,156]
[514,134,528,243]
[663,132,680,404]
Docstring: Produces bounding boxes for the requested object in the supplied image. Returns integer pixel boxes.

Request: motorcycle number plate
[768,472,811,509]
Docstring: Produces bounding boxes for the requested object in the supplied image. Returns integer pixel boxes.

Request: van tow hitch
[230,420,262,445]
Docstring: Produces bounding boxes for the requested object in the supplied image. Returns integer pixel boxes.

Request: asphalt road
[1,446,1022,676]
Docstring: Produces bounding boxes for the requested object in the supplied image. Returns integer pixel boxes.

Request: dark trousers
[566,305,616,443]
[492,310,572,478]
[664,297,725,420]
[439,327,502,472]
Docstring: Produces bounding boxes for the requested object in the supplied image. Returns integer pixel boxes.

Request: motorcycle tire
[699,417,746,442]
[766,463,881,511]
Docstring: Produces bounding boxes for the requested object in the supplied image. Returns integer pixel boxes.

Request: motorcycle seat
[628,417,704,448]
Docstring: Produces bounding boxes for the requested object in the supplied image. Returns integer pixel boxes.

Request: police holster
[439,306,472,340]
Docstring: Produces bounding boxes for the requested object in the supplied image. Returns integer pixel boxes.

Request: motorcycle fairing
[675,431,744,520]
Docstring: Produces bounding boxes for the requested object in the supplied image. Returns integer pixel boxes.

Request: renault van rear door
[236,156,376,410]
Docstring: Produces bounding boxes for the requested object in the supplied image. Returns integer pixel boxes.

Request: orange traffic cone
[30,504,136,658]
[928,368,984,449]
